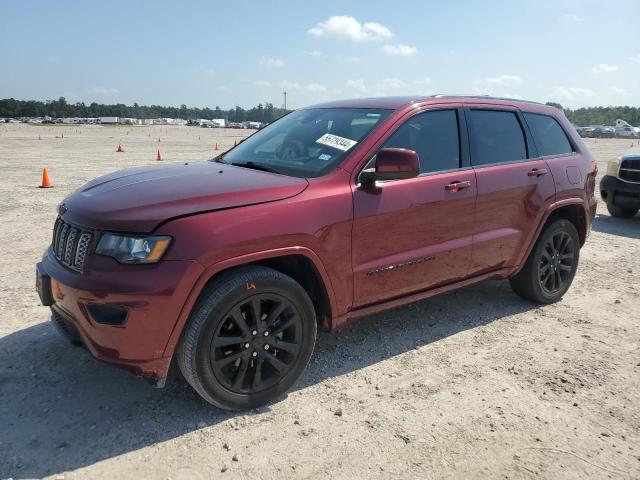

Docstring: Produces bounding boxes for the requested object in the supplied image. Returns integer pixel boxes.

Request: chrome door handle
[445,180,472,192]
[528,168,548,177]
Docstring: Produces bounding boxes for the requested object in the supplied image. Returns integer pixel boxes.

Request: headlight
[606,158,621,177]
[96,233,171,264]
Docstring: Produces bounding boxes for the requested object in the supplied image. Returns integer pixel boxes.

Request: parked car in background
[600,152,640,217]
[36,95,598,410]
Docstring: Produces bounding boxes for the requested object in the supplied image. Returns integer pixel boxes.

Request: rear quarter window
[468,110,527,166]
[524,112,574,157]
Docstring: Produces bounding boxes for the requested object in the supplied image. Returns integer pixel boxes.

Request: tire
[509,219,580,304]
[177,266,317,410]
[606,203,638,218]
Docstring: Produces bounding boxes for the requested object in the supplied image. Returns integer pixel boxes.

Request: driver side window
[382,109,461,174]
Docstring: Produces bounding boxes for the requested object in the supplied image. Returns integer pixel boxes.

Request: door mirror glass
[361,148,420,184]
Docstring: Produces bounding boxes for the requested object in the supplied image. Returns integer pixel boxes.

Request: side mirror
[360,148,420,185]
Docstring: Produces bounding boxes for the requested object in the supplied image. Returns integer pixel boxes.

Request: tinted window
[524,113,573,157]
[469,110,527,165]
[382,109,460,173]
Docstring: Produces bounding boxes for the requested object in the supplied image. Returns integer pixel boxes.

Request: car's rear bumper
[600,175,640,209]
[37,248,204,384]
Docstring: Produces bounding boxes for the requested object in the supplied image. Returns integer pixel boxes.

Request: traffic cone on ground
[61,133,64,138]
[234,139,237,146]
[158,137,161,143]
[116,143,124,152]
[215,143,219,151]
[157,149,162,161]
[39,168,53,188]
[38,135,41,140]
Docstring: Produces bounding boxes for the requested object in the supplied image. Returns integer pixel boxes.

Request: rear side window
[524,112,574,157]
[468,110,527,166]
[382,109,460,173]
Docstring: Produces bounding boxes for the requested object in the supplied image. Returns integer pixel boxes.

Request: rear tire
[509,219,580,304]
[177,266,317,410]
[606,203,638,218]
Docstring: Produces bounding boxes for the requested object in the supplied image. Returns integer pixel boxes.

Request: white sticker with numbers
[315,133,358,152]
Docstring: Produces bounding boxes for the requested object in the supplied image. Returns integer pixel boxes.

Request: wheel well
[546,204,587,246]
[251,255,331,329]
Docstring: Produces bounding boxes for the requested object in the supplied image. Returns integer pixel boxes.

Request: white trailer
[99,117,119,124]
[614,119,640,137]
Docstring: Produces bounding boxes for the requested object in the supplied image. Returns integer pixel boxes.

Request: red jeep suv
[36,96,598,410]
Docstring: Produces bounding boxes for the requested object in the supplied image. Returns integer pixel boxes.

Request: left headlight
[96,233,172,264]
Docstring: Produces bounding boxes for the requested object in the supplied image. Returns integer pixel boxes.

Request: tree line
[0,97,290,123]
[2,97,639,127]
[545,103,640,126]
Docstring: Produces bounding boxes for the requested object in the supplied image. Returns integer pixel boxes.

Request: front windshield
[217,108,392,178]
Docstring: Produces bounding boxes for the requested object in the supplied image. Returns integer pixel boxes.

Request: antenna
[283,91,287,110]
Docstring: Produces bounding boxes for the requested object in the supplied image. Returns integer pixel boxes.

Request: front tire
[606,203,638,218]
[177,266,317,410]
[509,219,580,304]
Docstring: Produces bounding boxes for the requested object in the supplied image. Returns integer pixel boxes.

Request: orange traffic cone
[215,143,219,151]
[39,168,53,188]
[157,149,162,161]
[234,139,237,146]
[116,143,124,152]
[158,137,161,143]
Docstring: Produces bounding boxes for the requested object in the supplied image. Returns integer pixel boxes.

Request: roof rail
[431,94,544,105]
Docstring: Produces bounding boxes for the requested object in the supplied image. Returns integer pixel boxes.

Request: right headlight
[606,157,621,177]
[96,233,172,264]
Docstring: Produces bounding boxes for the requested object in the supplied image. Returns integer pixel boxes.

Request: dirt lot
[0,124,638,479]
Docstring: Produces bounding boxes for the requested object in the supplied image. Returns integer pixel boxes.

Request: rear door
[466,107,555,274]
[351,106,476,307]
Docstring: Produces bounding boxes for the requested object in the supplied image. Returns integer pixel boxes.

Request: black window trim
[464,106,539,169]
[356,106,470,184]
[521,111,578,159]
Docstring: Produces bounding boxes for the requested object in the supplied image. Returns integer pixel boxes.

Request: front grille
[52,217,93,272]
[619,158,640,183]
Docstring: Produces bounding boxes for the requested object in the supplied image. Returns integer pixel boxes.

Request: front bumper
[600,175,640,209]
[37,248,204,384]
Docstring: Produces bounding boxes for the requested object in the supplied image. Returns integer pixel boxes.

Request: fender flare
[161,246,338,358]
[512,198,589,275]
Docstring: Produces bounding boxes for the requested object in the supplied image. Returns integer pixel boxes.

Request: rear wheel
[509,219,580,304]
[177,266,317,410]
[606,203,638,218]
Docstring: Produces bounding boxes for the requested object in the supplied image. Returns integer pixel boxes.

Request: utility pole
[283,91,287,110]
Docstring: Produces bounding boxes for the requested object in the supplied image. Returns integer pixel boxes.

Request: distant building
[99,117,119,124]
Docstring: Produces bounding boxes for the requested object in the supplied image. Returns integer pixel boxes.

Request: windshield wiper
[229,161,281,174]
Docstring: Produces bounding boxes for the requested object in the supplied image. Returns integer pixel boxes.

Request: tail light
[586,162,598,198]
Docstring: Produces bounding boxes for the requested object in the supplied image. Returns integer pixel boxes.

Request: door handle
[528,168,548,177]
[445,180,472,192]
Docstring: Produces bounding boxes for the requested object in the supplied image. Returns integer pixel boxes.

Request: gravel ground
[0,125,638,479]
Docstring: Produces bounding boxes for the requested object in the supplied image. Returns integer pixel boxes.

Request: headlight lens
[96,233,171,264]
[606,158,621,176]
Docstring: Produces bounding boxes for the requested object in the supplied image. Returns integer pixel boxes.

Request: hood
[62,161,308,232]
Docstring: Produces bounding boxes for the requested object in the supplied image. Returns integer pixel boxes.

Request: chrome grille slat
[620,159,640,183]
[51,217,93,272]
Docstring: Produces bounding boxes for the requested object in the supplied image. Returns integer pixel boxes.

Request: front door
[351,108,477,307]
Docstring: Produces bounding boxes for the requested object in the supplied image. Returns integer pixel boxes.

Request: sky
[1,0,639,110]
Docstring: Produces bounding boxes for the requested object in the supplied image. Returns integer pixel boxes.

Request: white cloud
[308,15,392,41]
[204,68,215,78]
[259,56,285,68]
[87,86,119,95]
[308,50,326,58]
[279,81,328,94]
[629,54,640,63]
[559,13,583,23]
[253,80,271,87]
[592,63,618,73]
[413,78,433,86]
[473,75,523,86]
[346,79,367,93]
[610,86,628,96]
[217,85,230,93]
[337,55,360,63]
[548,86,597,101]
[382,44,418,56]
[378,78,405,90]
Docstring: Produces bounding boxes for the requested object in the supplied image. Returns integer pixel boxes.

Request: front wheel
[509,219,580,304]
[606,203,638,218]
[177,266,317,410]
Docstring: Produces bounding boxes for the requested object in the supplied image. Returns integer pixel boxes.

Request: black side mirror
[360,148,420,185]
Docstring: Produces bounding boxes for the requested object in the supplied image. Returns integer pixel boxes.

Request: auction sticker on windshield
[316,133,357,152]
